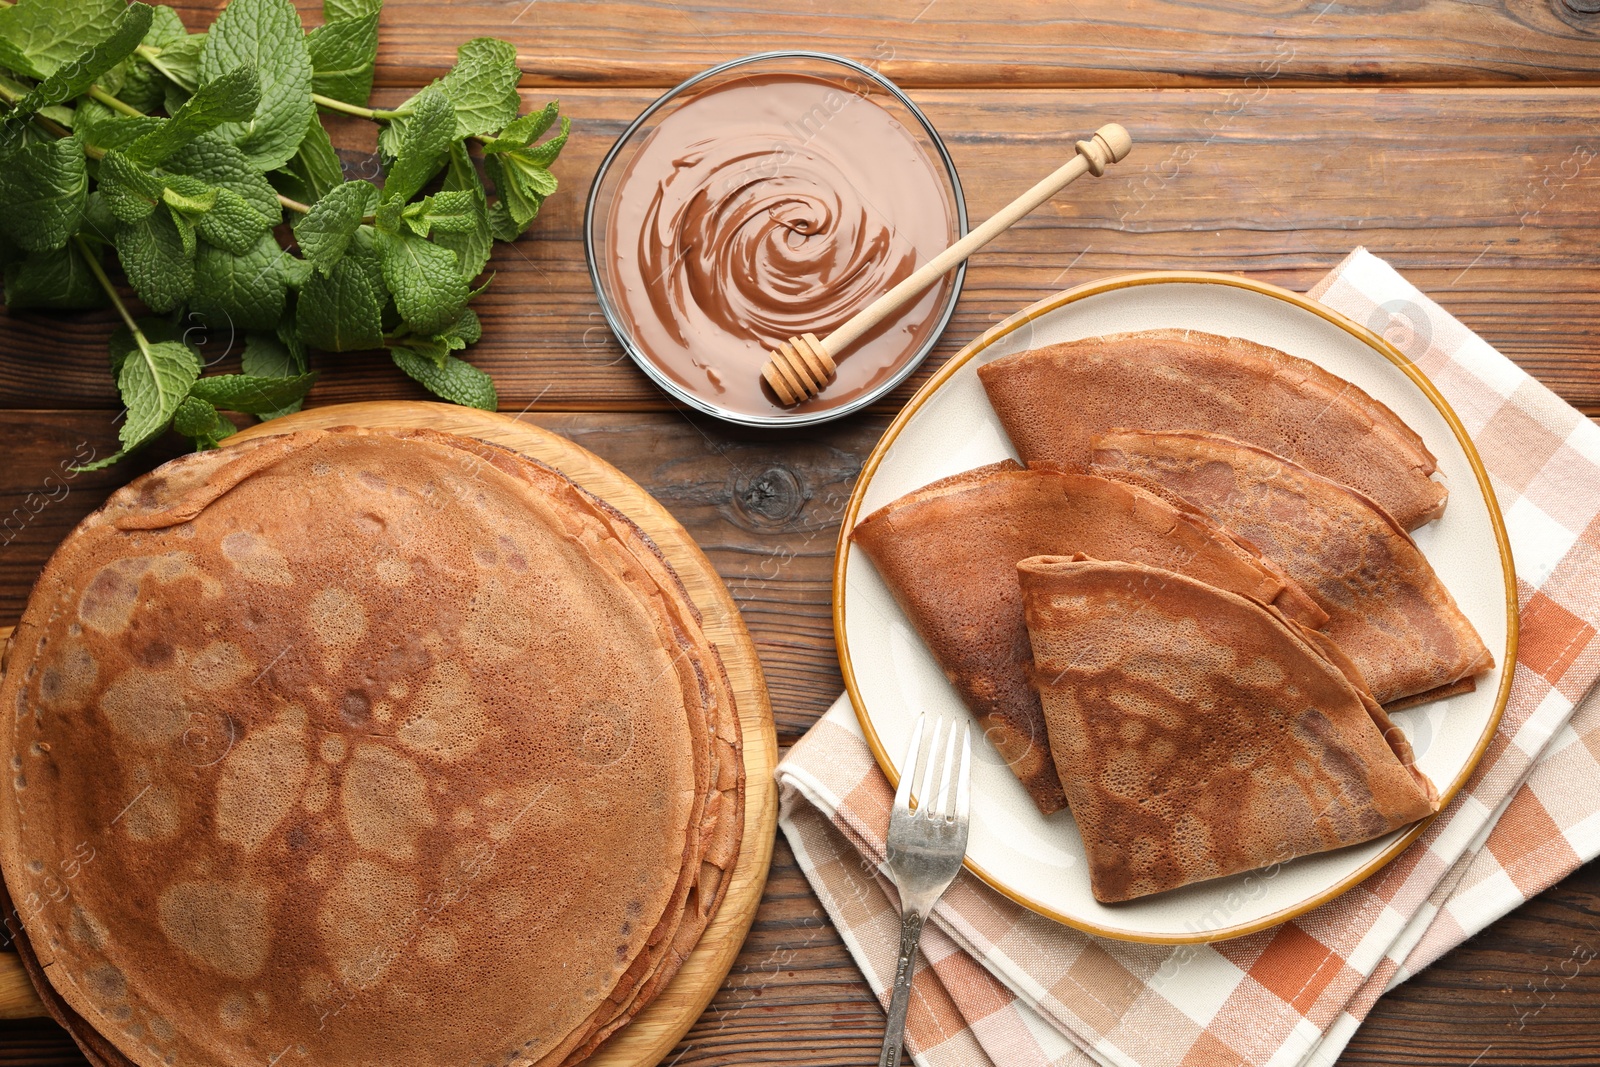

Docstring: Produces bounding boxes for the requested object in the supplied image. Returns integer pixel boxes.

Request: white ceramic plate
[834,272,1518,943]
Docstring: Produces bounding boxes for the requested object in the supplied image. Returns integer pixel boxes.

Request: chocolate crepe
[851,462,1325,815]
[1019,556,1439,904]
[1092,429,1494,708]
[0,427,743,1067]
[976,328,1448,530]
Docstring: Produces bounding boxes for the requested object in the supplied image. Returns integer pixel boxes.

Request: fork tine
[933,716,960,820]
[955,722,972,822]
[916,716,944,813]
[893,714,925,814]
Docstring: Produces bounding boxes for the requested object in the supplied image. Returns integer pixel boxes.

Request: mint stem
[311,93,409,122]
[278,194,312,214]
[73,235,149,357]
[88,85,143,118]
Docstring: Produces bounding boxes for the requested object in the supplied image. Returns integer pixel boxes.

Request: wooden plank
[4,88,1596,417]
[155,0,1600,88]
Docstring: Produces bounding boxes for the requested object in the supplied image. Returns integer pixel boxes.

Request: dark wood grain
[5,89,1598,416]
[154,0,1600,89]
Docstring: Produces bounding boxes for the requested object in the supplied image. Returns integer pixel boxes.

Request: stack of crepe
[853,328,1490,903]
[0,427,744,1067]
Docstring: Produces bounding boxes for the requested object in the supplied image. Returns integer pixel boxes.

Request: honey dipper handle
[822,123,1133,357]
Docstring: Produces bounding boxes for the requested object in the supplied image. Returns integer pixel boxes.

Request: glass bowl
[584,51,969,427]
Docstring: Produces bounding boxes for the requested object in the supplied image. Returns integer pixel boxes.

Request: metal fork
[878,714,973,1067]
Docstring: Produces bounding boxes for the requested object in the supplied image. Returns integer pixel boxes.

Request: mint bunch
[0,0,568,467]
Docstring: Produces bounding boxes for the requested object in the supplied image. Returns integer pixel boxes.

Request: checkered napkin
[775,249,1600,1067]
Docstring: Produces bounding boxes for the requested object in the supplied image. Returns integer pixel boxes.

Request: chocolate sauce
[605,72,960,417]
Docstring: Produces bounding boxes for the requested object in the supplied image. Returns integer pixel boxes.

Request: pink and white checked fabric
[776,249,1600,1067]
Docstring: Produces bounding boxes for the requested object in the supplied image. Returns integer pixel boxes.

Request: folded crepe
[850,461,1326,815]
[1019,555,1440,904]
[0,427,744,1067]
[1091,430,1494,709]
[976,328,1447,530]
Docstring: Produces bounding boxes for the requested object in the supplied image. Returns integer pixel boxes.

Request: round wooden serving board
[0,401,779,1067]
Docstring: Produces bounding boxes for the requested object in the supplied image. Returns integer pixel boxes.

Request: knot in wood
[735,466,804,527]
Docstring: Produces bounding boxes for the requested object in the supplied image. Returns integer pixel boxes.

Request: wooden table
[3,2,1599,1063]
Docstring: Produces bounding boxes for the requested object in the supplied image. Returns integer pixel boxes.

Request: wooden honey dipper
[760,123,1133,407]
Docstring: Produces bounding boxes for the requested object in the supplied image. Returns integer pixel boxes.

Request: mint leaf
[200,0,313,170]
[116,338,202,454]
[115,208,194,313]
[80,189,118,240]
[3,243,106,309]
[413,190,478,234]
[485,99,558,150]
[3,3,153,135]
[154,170,272,259]
[77,110,164,154]
[373,197,401,233]
[484,143,557,240]
[435,37,520,138]
[189,370,317,413]
[307,11,379,106]
[292,179,376,274]
[483,111,567,162]
[379,37,519,158]
[98,149,164,222]
[190,231,288,331]
[401,335,450,367]
[173,395,236,449]
[169,205,197,256]
[107,316,185,375]
[324,0,381,20]
[240,331,307,417]
[0,0,124,79]
[0,137,87,252]
[242,330,301,376]
[391,346,496,410]
[192,185,272,255]
[436,306,480,349]
[0,39,41,82]
[433,141,492,280]
[114,5,189,112]
[146,30,204,94]
[273,318,310,372]
[271,113,344,206]
[521,114,569,167]
[165,131,282,226]
[123,64,262,165]
[296,254,383,350]
[160,174,218,215]
[380,87,453,205]
[377,229,465,334]
[281,252,312,289]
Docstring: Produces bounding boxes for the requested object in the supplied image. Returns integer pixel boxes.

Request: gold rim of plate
[832,271,1520,945]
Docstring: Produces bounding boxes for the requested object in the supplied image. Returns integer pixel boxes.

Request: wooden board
[0,402,780,1067]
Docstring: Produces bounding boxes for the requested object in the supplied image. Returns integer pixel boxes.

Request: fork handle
[878,910,926,1067]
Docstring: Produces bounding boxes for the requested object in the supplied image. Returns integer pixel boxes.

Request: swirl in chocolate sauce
[605,73,959,417]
